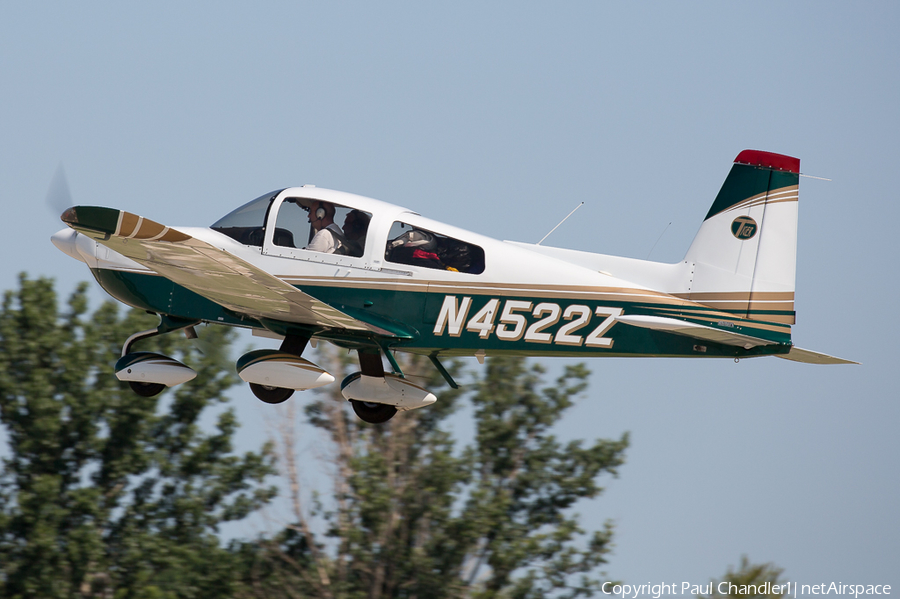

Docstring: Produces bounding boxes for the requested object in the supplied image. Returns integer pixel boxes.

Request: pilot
[305,201,344,254]
[341,209,370,257]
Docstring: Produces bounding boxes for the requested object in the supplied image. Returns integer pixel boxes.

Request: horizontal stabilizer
[615,314,776,349]
[775,347,859,365]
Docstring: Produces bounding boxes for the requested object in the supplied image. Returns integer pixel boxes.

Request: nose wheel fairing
[115,315,201,397]
[115,352,197,389]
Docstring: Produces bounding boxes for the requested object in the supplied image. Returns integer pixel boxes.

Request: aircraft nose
[51,228,83,262]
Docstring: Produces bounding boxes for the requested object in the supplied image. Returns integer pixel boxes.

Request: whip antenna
[646,221,672,260]
[537,202,584,246]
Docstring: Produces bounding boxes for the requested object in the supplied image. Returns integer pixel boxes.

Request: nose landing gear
[116,315,200,397]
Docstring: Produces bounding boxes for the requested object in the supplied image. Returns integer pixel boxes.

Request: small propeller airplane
[51,149,855,423]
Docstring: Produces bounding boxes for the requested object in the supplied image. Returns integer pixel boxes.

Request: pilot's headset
[314,203,327,220]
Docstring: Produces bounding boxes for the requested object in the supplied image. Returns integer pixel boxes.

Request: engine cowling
[340,372,436,411]
[115,352,197,387]
[236,350,334,390]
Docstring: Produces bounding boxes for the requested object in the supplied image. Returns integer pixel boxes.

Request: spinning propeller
[45,163,73,218]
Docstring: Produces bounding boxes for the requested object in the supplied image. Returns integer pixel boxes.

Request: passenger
[305,201,343,254]
[388,229,448,269]
[342,209,370,257]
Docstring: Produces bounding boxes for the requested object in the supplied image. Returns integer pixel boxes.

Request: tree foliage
[0,276,276,598]
[237,347,629,598]
[0,275,629,598]
[699,556,788,599]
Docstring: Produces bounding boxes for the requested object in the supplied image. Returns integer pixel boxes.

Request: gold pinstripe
[277,274,794,331]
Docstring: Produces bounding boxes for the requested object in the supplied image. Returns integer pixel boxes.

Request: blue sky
[2,1,898,589]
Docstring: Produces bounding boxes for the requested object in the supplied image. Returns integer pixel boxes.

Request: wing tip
[61,205,191,242]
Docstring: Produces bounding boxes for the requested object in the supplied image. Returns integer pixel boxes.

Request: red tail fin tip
[734,150,800,174]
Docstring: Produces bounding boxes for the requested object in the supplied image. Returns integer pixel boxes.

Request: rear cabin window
[385,221,485,274]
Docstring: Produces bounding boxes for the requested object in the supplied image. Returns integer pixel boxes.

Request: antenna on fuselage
[646,221,672,260]
[536,202,584,246]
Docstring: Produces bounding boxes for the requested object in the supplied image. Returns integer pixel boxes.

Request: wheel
[350,400,397,424]
[129,381,166,397]
[250,382,294,404]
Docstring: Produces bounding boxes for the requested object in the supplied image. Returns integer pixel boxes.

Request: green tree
[237,347,629,598]
[0,275,276,598]
[699,556,789,599]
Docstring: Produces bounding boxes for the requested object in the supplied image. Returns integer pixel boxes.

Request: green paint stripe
[705,165,799,221]
[63,206,121,234]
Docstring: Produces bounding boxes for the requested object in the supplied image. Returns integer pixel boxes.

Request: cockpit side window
[210,189,283,247]
[270,199,307,249]
[385,221,485,274]
[274,199,371,257]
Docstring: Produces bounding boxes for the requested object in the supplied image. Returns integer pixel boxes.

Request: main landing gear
[350,400,397,424]
[236,333,334,403]
[248,382,295,404]
[239,341,438,424]
[130,381,166,397]
[338,349,437,424]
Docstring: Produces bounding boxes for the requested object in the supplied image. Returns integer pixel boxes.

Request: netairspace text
[601,582,892,598]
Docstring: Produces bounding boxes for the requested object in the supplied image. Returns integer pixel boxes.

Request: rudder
[683,150,800,324]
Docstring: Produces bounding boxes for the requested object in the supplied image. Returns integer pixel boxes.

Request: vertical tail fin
[684,150,800,325]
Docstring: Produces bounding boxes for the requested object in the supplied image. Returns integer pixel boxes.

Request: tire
[350,400,397,424]
[250,382,294,404]
[129,381,166,397]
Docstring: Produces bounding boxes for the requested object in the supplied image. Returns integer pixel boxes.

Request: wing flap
[62,206,394,336]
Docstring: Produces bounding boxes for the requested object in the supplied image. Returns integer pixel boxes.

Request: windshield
[210,189,284,246]
[211,190,283,228]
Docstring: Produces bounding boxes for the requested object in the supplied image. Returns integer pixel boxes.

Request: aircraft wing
[61,206,404,337]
